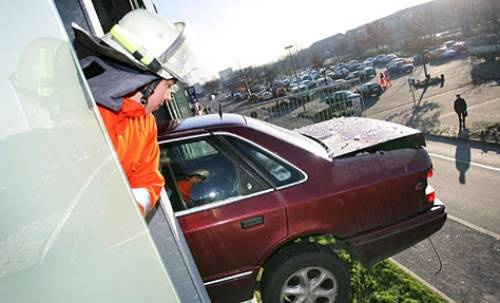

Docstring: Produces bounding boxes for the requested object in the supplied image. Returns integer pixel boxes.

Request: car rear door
[159,134,288,284]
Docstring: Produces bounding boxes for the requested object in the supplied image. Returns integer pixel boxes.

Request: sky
[156,0,434,80]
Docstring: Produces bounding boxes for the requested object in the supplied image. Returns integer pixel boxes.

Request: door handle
[240,216,264,229]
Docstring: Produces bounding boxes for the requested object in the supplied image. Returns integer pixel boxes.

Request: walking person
[75,9,196,216]
[454,94,468,131]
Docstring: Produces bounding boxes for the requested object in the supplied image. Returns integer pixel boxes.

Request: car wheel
[261,244,350,303]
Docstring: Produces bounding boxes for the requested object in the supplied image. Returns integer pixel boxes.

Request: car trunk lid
[296,117,425,158]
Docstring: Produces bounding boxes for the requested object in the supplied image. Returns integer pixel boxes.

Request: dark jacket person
[454,94,467,130]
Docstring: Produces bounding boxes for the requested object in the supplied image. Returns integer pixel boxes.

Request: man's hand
[132,187,152,217]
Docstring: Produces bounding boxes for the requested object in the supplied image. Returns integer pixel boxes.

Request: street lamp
[284,45,299,80]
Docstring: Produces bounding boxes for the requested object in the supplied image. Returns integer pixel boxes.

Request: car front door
[159,134,289,285]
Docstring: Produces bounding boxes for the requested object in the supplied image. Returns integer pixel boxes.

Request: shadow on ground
[361,96,380,111]
[384,99,441,132]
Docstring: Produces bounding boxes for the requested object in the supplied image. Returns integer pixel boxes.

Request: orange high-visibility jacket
[176,179,193,206]
[98,98,165,210]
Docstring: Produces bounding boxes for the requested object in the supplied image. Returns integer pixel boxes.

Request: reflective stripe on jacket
[98,98,165,208]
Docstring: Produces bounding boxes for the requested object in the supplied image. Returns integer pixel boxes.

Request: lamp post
[284,45,299,80]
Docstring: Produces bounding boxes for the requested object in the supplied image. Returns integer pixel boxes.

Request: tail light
[425,168,435,204]
[426,189,436,204]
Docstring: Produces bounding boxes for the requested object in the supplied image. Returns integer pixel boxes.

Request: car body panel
[177,189,287,282]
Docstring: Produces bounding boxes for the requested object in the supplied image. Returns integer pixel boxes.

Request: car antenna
[218,102,223,119]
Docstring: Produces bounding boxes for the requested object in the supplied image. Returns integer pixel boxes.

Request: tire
[261,243,350,303]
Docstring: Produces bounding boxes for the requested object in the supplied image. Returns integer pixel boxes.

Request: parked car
[400,63,414,73]
[385,53,399,61]
[386,58,404,70]
[325,90,360,105]
[387,59,413,74]
[334,66,349,77]
[361,67,376,79]
[302,79,316,89]
[357,82,383,97]
[261,91,273,100]
[363,57,375,66]
[346,71,361,80]
[442,48,457,58]
[232,92,243,101]
[291,83,307,94]
[346,59,361,71]
[375,54,389,64]
[333,79,349,90]
[452,41,466,53]
[156,114,447,303]
[314,76,334,87]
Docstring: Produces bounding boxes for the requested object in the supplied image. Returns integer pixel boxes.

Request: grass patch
[252,241,446,303]
[338,250,447,303]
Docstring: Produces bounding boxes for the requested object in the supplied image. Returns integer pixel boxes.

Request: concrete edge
[389,258,457,303]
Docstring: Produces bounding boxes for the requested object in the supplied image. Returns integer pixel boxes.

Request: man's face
[189,175,204,185]
[144,79,177,114]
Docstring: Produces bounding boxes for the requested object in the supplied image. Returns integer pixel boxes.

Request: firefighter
[74,9,196,216]
[379,72,386,90]
[176,169,210,207]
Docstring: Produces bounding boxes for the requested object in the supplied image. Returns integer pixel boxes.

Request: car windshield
[246,117,330,158]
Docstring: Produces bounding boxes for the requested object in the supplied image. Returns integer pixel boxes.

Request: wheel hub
[280,266,338,303]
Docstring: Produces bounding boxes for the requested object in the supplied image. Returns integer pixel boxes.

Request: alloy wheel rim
[280,266,338,303]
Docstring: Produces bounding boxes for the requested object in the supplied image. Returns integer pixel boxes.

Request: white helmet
[75,9,196,85]
[189,169,210,180]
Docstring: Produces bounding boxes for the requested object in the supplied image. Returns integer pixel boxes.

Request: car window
[160,137,271,212]
[224,136,305,187]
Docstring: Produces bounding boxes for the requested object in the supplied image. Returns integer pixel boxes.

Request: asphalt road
[394,136,500,303]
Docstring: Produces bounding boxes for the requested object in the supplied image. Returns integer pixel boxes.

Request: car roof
[157,113,247,139]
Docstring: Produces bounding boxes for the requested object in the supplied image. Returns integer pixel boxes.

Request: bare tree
[363,21,391,51]
[310,53,323,69]
[453,0,476,36]
[203,78,221,94]
[400,11,435,55]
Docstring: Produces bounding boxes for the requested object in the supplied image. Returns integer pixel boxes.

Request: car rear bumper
[345,199,447,266]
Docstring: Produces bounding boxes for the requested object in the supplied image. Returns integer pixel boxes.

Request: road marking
[390,259,457,303]
[448,214,500,241]
[429,152,500,172]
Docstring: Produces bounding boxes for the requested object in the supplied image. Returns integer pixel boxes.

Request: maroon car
[156,114,446,303]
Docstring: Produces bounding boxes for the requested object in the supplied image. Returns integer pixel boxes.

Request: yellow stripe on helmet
[110,24,154,66]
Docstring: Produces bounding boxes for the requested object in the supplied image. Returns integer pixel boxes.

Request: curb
[424,131,500,148]
[389,258,457,303]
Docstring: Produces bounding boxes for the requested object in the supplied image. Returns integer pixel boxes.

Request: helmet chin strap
[140,79,161,106]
